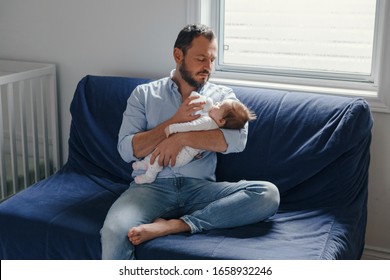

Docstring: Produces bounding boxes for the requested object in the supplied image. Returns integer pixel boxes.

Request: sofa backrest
[68,75,373,209]
[68,75,150,184]
[216,86,372,210]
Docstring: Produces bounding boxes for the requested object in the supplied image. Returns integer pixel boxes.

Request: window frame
[187,0,390,113]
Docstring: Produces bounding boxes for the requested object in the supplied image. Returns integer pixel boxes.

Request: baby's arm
[165,116,219,137]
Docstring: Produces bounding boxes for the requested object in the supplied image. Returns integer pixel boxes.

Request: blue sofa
[0,75,372,259]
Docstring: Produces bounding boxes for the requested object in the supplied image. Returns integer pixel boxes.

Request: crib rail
[0,60,60,201]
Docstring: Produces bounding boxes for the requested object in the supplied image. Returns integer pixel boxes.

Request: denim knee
[264,182,280,215]
[246,181,280,218]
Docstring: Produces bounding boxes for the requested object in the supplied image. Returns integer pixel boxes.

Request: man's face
[179,36,217,88]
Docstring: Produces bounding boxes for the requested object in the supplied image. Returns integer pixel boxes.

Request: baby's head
[209,99,256,129]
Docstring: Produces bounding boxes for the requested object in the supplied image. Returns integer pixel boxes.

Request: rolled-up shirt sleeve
[220,122,248,154]
[117,87,146,163]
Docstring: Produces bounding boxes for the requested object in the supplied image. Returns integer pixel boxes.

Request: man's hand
[149,129,227,168]
[150,133,184,167]
[171,95,205,124]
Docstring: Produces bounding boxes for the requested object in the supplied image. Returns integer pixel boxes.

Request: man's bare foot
[128,218,190,245]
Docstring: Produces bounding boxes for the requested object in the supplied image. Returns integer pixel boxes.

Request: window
[189,0,390,113]
[220,0,376,82]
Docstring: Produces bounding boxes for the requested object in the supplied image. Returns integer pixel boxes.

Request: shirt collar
[169,69,178,91]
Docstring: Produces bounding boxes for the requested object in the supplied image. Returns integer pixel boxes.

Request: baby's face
[209,100,233,126]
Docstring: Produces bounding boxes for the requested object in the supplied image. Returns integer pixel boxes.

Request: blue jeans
[100,177,280,259]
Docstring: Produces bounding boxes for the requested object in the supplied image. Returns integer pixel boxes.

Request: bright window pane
[221,0,377,77]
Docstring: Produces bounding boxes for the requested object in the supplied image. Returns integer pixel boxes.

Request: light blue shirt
[117,71,248,181]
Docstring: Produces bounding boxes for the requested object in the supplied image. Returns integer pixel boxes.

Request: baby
[132,92,256,184]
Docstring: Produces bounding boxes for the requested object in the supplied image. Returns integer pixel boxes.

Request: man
[100,24,280,260]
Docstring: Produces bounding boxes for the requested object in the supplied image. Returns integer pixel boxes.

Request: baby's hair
[222,100,256,129]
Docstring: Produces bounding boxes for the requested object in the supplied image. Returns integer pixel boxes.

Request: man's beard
[179,60,210,89]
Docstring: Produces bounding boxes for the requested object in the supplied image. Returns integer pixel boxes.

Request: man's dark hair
[174,24,215,55]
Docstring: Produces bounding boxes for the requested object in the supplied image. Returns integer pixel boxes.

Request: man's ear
[173,48,183,63]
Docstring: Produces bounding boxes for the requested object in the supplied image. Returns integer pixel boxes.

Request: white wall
[365,113,390,258]
[0,0,186,161]
[0,0,389,259]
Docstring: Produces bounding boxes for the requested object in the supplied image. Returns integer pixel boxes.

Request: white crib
[0,60,60,201]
